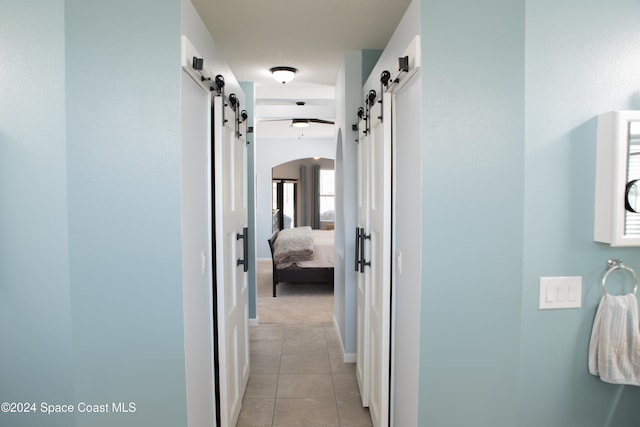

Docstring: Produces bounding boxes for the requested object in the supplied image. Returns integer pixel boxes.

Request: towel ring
[601,259,638,295]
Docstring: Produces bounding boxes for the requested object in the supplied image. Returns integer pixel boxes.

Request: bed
[268,226,334,297]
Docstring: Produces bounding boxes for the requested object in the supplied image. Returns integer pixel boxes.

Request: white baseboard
[332,315,343,347]
[343,353,356,363]
[333,315,356,364]
[248,317,259,326]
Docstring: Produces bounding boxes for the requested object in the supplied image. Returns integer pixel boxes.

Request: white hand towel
[588,293,640,386]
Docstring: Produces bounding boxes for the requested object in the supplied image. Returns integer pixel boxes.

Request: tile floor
[236,323,373,427]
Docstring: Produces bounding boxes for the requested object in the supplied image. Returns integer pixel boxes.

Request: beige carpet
[257,259,334,324]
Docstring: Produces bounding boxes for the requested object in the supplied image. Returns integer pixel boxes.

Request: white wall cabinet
[594,110,640,246]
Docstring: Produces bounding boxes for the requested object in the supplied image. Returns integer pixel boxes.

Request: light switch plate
[539,276,582,309]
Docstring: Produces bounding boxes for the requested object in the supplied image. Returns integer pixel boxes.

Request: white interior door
[356,116,371,407]
[390,73,422,427]
[181,71,216,427]
[356,93,392,426]
[213,96,250,427]
[366,95,392,427]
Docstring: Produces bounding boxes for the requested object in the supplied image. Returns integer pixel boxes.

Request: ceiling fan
[260,118,335,128]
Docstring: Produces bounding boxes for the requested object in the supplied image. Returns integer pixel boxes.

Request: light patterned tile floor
[236,323,372,427]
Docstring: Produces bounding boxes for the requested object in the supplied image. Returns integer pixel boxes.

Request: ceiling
[191,0,412,138]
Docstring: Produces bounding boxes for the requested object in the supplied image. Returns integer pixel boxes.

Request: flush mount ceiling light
[270,66,297,84]
[291,119,310,128]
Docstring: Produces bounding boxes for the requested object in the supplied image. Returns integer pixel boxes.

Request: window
[319,169,335,222]
[272,179,297,230]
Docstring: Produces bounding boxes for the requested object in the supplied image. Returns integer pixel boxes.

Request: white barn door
[356,91,393,427]
[367,94,392,427]
[356,112,371,407]
[213,95,250,427]
[356,38,421,427]
[181,70,217,427]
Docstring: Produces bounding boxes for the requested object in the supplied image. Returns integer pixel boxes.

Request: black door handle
[236,227,249,272]
[355,227,361,272]
[359,228,371,273]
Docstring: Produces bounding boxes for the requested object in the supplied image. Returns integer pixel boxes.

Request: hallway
[236,323,372,426]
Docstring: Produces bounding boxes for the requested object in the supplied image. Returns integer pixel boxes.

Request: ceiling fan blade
[259,118,335,125]
[307,119,335,125]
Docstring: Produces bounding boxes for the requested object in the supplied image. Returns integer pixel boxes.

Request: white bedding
[276,230,334,269]
[272,226,314,264]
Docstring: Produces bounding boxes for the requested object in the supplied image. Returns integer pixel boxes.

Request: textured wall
[0,2,74,426]
[65,1,187,425]
[418,0,525,424]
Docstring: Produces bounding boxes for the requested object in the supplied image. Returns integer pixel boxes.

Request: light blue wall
[361,50,382,84]
[521,0,640,425]
[334,51,365,355]
[334,129,347,347]
[3,1,189,426]
[65,1,187,425]
[0,2,75,426]
[0,0,186,426]
[418,0,525,425]
[417,0,640,425]
[241,81,257,319]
